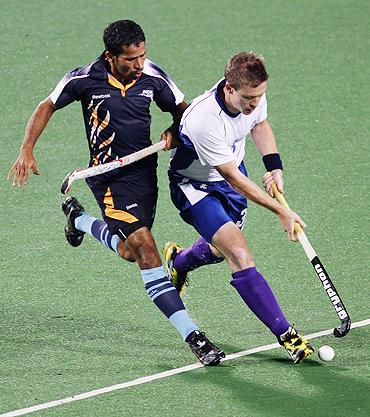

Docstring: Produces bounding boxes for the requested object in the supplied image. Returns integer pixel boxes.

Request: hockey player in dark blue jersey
[8,20,224,366]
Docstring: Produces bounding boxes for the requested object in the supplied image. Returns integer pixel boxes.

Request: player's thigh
[87,178,158,241]
[184,191,247,243]
[181,194,228,243]
[211,222,254,270]
[184,192,253,270]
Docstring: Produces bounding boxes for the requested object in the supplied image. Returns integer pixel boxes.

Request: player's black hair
[103,20,145,56]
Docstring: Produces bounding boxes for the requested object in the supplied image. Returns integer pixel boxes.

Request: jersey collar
[215,79,240,118]
[86,52,110,80]
[107,74,137,96]
[90,52,138,95]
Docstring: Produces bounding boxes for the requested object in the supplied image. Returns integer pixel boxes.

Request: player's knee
[118,246,136,262]
[116,240,136,262]
[125,228,161,268]
[135,244,161,268]
[228,246,254,269]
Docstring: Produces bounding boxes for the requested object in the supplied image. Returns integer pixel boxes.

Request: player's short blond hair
[224,51,268,90]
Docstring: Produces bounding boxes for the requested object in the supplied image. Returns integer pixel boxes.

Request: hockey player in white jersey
[164,51,315,364]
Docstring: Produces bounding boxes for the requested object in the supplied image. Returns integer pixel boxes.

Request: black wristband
[262,153,283,171]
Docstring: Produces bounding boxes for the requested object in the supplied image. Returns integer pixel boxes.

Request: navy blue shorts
[169,172,248,243]
[86,174,158,240]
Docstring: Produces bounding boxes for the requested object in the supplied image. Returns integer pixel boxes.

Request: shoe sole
[64,225,84,247]
[62,198,85,247]
[197,352,224,366]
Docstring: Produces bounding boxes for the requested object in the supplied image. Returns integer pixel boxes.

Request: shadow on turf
[176,351,370,417]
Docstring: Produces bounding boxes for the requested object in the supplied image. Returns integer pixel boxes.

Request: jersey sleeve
[143,60,185,112]
[185,113,235,167]
[49,71,85,109]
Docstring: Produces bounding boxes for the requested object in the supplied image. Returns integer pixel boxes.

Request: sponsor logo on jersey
[139,89,154,100]
[92,94,111,99]
[126,203,138,210]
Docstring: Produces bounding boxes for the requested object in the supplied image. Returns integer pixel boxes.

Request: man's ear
[105,51,114,61]
[225,82,234,94]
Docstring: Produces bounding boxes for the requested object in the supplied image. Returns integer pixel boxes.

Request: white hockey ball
[318,345,335,361]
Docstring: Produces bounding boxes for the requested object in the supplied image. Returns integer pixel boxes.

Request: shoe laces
[282,328,310,350]
[189,331,210,349]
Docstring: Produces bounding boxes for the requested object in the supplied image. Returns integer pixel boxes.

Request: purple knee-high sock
[174,237,223,274]
[230,267,290,337]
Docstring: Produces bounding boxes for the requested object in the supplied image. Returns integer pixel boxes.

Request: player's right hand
[160,127,180,150]
[7,152,40,187]
[278,207,306,241]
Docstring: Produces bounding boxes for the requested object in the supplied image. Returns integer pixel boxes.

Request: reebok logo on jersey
[139,89,154,100]
[92,94,111,99]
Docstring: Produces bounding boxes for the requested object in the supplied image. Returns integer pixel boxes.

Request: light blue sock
[141,266,198,340]
[75,212,119,253]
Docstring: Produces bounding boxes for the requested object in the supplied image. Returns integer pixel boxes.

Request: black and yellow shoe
[163,242,189,299]
[278,326,314,364]
[61,197,85,247]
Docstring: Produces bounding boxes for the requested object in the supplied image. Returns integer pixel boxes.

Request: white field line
[1,318,369,417]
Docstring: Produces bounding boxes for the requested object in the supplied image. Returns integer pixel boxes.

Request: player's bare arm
[8,97,57,187]
[251,119,283,195]
[161,101,188,150]
[215,160,305,240]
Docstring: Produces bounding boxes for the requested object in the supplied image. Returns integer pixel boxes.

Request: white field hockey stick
[270,179,351,338]
[61,141,166,194]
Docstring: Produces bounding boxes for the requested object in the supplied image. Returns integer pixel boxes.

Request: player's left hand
[160,127,179,150]
[263,169,284,196]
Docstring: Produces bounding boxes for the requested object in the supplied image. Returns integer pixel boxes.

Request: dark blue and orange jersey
[49,52,184,179]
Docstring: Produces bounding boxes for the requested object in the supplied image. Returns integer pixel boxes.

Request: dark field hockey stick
[61,141,166,194]
[271,181,351,337]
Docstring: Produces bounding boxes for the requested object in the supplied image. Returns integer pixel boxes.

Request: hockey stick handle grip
[269,177,316,259]
[270,182,304,235]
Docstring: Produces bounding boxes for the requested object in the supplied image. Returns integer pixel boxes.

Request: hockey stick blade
[61,172,72,194]
[334,317,351,338]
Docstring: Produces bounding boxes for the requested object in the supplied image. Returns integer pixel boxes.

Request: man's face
[106,42,147,82]
[225,81,267,115]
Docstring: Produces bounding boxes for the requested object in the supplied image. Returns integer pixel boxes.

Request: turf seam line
[1,318,369,417]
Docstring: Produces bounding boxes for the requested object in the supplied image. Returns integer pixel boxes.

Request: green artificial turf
[1,0,369,416]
